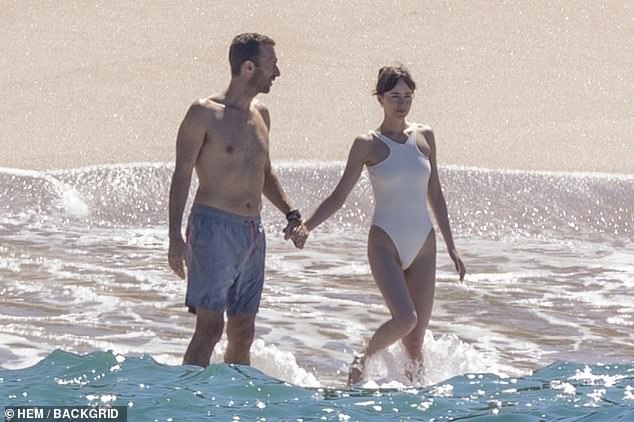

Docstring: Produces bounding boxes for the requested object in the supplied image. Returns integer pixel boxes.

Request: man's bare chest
[204,116,268,164]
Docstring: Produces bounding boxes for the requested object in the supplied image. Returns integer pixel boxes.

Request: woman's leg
[401,230,436,377]
[349,225,417,384]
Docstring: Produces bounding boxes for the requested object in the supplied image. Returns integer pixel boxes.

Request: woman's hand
[284,221,309,249]
[449,249,466,281]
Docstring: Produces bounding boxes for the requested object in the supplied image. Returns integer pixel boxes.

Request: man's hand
[168,237,187,279]
[283,220,308,249]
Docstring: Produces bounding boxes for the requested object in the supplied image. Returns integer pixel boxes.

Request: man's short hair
[229,33,276,77]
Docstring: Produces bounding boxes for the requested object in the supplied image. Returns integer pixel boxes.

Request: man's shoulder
[251,99,271,128]
[194,96,224,111]
[182,98,222,126]
[251,98,269,114]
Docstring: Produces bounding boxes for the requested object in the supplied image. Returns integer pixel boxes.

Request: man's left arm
[263,161,304,246]
[257,101,303,243]
[263,161,294,215]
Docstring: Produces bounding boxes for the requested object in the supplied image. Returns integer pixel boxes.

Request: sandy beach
[1,1,632,173]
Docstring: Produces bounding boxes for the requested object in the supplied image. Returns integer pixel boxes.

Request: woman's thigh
[368,225,414,316]
[404,230,437,328]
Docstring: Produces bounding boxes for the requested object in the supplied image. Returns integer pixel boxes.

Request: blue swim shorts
[185,204,266,316]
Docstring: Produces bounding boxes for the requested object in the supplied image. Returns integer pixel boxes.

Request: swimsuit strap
[373,122,418,147]
[405,122,418,146]
[371,130,396,151]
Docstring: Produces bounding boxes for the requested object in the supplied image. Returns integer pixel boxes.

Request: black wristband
[285,209,302,222]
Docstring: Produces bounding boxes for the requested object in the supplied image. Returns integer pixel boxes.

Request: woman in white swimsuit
[292,64,466,385]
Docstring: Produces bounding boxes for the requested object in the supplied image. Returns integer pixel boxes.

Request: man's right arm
[168,103,207,278]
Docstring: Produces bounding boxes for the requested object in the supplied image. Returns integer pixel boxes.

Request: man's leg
[183,308,225,367]
[224,314,256,365]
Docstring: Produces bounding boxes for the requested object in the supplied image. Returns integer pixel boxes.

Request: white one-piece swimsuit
[367,123,432,270]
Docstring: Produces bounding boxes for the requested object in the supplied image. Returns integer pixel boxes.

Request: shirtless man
[168,33,302,367]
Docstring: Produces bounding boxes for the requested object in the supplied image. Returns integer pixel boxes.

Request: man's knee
[194,309,225,345]
[197,325,223,347]
[226,315,256,347]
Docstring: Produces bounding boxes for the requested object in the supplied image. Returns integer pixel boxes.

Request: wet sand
[1,1,632,173]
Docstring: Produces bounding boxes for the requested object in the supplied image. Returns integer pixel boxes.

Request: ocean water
[1,162,633,420]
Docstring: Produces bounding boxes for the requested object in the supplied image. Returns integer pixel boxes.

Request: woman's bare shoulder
[351,131,390,166]
[413,122,434,134]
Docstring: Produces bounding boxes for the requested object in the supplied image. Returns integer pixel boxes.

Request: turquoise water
[1,351,633,421]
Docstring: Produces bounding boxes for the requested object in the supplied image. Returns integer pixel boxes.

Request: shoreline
[3,160,634,179]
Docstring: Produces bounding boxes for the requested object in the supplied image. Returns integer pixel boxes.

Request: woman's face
[378,79,414,118]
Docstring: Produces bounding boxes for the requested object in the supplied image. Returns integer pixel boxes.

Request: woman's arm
[304,136,369,232]
[424,127,466,281]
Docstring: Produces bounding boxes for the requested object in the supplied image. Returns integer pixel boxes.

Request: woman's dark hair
[373,64,416,95]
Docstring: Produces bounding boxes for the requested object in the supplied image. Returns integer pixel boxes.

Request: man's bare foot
[347,353,365,386]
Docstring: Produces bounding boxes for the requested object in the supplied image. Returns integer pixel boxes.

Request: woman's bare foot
[404,358,424,385]
[347,353,366,386]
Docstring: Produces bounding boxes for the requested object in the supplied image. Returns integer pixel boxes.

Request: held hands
[283,220,309,249]
[283,209,309,249]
